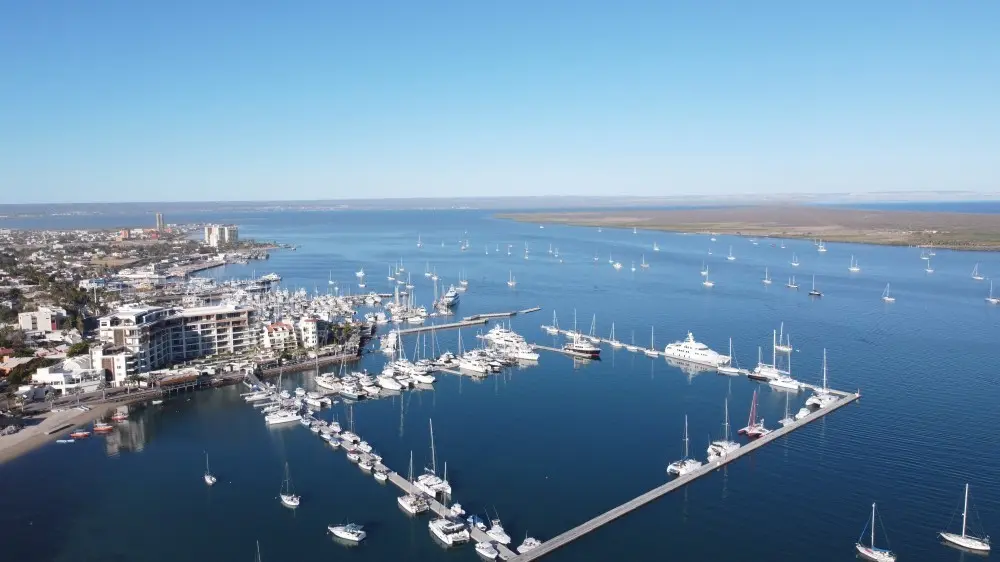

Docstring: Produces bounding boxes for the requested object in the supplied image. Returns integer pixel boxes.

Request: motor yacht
[265,410,302,426]
[564,336,600,357]
[662,332,730,367]
[398,493,430,515]
[377,374,404,391]
[517,536,542,554]
[329,523,366,543]
[476,541,500,560]
[429,518,471,546]
[487,519,512,545]
[794,407,811,420]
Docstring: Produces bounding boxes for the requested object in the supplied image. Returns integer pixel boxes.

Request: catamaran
[707,399,740,461]
[939,483,991,552]
[279,462,300,508]
[778,394,795,426]
[786,276,799,289]
[972,263,985,281]
[855,502,896,562]
[738,390,771,438]
[790,253,800,267]
[667,414,703,476]
[849,255,861,272]
[987,280,999,304]
[882,283,895,303]
[805,349,838,409]
[397,451,430,515]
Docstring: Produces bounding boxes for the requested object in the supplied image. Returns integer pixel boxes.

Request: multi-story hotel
[97,303,257,375]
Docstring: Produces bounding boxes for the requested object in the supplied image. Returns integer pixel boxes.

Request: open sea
[2,208,999,562]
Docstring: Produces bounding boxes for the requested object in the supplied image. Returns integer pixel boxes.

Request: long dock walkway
[395,318,488,336]
[387,472,518,559]
[532,344,597,359]
[510,390,861,561]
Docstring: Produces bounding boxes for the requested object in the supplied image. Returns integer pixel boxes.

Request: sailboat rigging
[855,502,896,562]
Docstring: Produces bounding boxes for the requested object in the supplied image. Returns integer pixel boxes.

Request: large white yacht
[429,518,471,546]
[662,332,730,367]
[265,410,302,426]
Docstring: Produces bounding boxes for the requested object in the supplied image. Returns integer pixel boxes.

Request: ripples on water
[1,209,997,562]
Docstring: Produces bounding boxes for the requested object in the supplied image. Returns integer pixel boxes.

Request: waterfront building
[296,317,329,349]
[203,224,239,247]
[18,306,68,333]
[31,355,105,395]
[97,303,257,375]
[262,322,298,352]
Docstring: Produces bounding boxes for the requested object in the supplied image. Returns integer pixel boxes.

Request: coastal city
[4,3,999,562]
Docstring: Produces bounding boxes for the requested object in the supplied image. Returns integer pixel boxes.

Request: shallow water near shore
[2,209,999,562]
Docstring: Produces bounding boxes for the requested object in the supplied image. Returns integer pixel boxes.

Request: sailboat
[939,483,991,552]
[855,502,896,562]
[774,322,792,353]
[700,262,709,276]
[415,419,451,497]
[987,281,999,304]
[849,255,861,273]
[702,268,714,287]
[726,246,736,261]
[778,394,795,426]
[805,349,838,409]
[817,240,827,253]
[972,263,985,281]
[925,259,934,274]
[707,399,740,461]
[625,331,640,353]
[542,311,559,335]
[328,270,335,286]
[357,269,366,289]
[666,415,703,476]
[548,243,553,255]
[653,241,660,252]
[738,390,770,438]
[790,253,800,267]
[507,270,517,288]
[279,462,300,508]
[882,283,895,303]
[608,322,623,348]
[644,327,658,357]
[397,450,430,515]
[630,261,636,272]
[762,267,772,285]
[640,254,649,269]
[717,338,742,376]
[786,276,799,289]
[417,234,423,248]
[423,262,431,278]
[633,227,637,234]
[808,275,822,297]
[203,452,217,486]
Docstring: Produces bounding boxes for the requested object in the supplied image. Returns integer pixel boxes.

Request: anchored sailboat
[717,338,742,376]
[855,502,896,562]
[762,267,772,285]
[666,415,703,476]
[849,255,861,273]
[279,462,300,508]
[939,483,991,552]
[808,275,822,297]
[203,452,217,486]
[972,263,985,281]
[987,281,999,304]
[640,254,649,269]
[882,283,895,303]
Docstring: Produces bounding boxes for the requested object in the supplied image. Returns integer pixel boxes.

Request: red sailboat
[738,390,771,438]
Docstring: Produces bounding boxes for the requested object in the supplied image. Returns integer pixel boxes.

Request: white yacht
[700,262,709,276]
[441,285,460,307]
[517,536,542,554]
[790,253,800,267]
[329,523,366,543]
[429,518,471,546]
[265,410,302,426]
[939,484,991,553]
[778,394,795,427]
[716,337,743,376]
[667,415,704,476]
[855,503,896,562]
[663,332,730,367]
[487,518,512,545]
[377,374,404,391]
[564,333,600,357]
[762,267,772,285]
[726,246,736,261]
[507,271,517,288]
[786,276,799,289]
[849,255,861,272]
[769,374,801,391]
[774,322,792,353]
[986,280,999,304]
[817,240,827,253]
[794,406,811,420]
[476,541,499,560]
[643,327,658,357]
[706,399,740,462]
[972,263,985,281]
[398,493,430,515]
[925,259,934,274]
[640,254,650,269]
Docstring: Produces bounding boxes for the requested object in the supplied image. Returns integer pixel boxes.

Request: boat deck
[531,344,598,359]
[509,390,860,561]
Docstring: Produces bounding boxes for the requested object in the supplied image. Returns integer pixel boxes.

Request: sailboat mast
[772,330,777,367]
[723,399,730,440]
[871,503,876,547]
[962,483,969,537]
[429,419,437,474]
[683,415,689,458]
[822,349,828,391]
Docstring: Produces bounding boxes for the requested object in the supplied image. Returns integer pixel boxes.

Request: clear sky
[1,1,998,203]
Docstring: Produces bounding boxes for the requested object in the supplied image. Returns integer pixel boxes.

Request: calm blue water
[2,210,999,562]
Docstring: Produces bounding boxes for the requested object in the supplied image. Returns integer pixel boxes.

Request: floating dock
[463,306,542,322]
[387,471,518,560]
[510,390,860,561]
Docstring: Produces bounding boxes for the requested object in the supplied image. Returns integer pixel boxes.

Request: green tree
[66,342,90,357]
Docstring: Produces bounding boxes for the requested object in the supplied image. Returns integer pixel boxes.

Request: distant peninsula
[498,205,1000,251]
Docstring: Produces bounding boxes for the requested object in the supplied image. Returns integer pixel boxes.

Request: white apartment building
[97,303,257,375]
[296,317,329,349]
[32,355,104,395]
[19,306,68,333]
[261,322,297,352]
[203,224,239,247]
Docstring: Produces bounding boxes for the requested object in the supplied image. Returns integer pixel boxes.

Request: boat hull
[939,532,991,552]
[855,544,896,562]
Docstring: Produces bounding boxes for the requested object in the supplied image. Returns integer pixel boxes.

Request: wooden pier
[464,306,542,321]
[395,318,488,336]
[387,471,518,559]
[510,390,861,561]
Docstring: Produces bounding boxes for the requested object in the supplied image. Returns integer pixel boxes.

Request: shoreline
[498,206,1000,251]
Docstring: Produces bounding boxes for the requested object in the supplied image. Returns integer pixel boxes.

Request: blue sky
[1,1,998,203]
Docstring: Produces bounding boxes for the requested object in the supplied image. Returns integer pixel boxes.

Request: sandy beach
[0,406,114,464]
